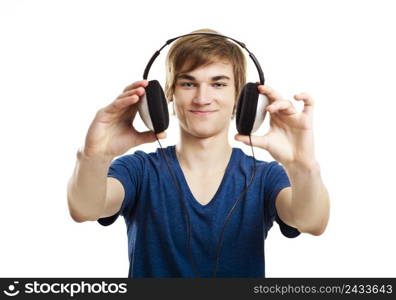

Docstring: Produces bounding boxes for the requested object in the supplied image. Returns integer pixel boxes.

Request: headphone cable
[155,136,201,278]
[212,134,256,277]
[155,135,257,278]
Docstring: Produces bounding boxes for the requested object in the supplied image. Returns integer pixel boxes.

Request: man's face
[172,60,236,138]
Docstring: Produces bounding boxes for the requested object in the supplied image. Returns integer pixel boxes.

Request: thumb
[156,131,167,139]
[137,130,165,145]
[234,133,270,150]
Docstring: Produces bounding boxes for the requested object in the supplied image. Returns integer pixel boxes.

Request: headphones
[138,32,265,277]
[137,32,269,136]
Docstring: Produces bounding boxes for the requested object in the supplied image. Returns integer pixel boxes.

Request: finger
[106,94,140,113]
[234,133,270,150]
[256,84,284,104]
[294,92,314,114]
[123,80,149,92]
[116,87,146,99]
[266,100,296,115]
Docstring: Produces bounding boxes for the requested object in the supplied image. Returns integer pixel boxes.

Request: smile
[190,110,217,115]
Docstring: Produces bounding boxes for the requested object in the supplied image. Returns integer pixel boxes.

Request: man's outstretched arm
[276,161,330,235]
[235,84,330,236]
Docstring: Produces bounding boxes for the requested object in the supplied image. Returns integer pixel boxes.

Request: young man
[67,29,330,277]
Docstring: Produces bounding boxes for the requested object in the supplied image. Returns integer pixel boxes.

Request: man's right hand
[82,80,166,159]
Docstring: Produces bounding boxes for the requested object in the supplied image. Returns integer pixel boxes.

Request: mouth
[189,110,217,115]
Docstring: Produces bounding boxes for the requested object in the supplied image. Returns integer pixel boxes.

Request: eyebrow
[176,74,231,81]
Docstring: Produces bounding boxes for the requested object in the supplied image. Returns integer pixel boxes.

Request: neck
[175,128,233,174]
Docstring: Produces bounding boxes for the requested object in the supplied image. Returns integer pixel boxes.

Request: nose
[192,84,212,105]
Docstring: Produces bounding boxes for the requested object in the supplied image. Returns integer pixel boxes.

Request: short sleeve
[264,161,301,238]
[97,153,143,226]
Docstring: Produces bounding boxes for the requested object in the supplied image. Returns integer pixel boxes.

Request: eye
[180,82,195,87]
[213,82,227,87]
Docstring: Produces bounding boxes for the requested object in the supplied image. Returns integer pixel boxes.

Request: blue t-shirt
[97,145,300,277]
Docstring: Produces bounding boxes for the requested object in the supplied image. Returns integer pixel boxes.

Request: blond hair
[164,28,247,119]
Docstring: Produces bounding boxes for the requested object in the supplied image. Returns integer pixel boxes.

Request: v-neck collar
[169,145,238,208]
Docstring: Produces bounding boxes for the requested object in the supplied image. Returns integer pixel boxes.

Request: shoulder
[233,148,290,189]
[233,147,276,173]
[110,145,176,170]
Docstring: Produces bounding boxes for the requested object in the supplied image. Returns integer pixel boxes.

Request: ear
[169,96,175,115]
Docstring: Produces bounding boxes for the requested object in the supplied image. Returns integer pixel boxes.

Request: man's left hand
[235,84,317,168]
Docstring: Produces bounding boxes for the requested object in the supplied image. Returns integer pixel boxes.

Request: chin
[190,126,225,139]
[193,132,218,139]
[180,119,230,138]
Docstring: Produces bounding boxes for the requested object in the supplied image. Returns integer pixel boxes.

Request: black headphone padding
[146,80,169,133]
[236,82,259,135]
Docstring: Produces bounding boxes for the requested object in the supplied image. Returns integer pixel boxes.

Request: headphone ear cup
[236,82,259,135]
[138,79,169,134]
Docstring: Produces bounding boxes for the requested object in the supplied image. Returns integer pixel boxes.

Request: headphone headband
[143,32,265,85]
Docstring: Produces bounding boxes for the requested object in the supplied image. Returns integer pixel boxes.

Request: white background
[1,0,395,277]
